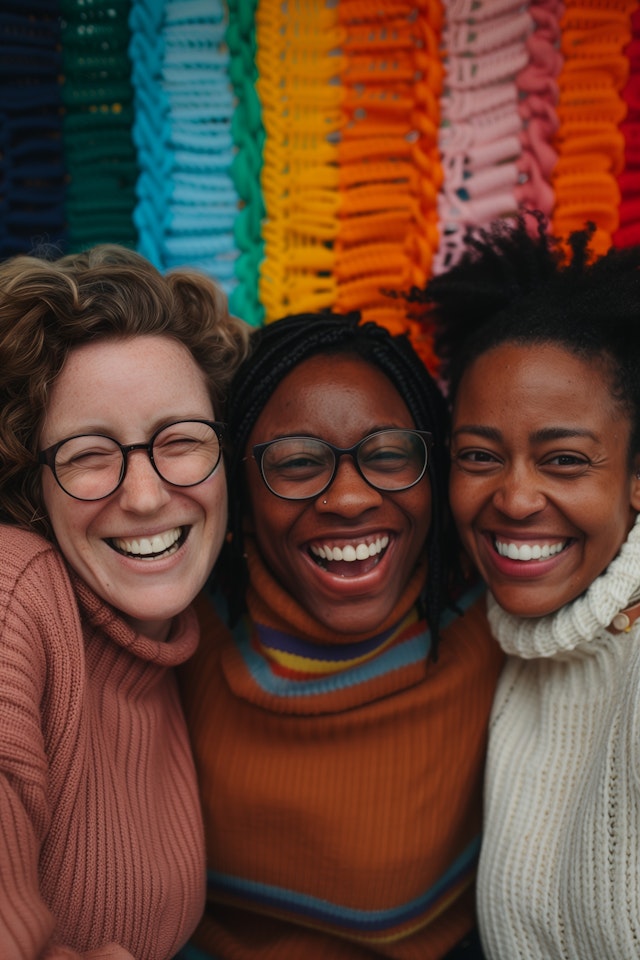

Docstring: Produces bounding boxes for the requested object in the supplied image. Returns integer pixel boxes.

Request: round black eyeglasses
[39,419,225,501]
[250,429,433,501]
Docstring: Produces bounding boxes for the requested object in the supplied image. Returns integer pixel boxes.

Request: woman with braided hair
[179,311,503,960]
[422,216,640,959]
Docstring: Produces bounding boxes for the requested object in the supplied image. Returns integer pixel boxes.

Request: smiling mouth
[109,526,187,560]
[308,535,390,576]
[493,536,569,562]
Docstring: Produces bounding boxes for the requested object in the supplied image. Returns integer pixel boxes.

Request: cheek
[200,474,229,540]
[41,470,59,519]
[405,483,432,546]
[252,505,294,554]
[449,474,473,525]
[41,475,77,544]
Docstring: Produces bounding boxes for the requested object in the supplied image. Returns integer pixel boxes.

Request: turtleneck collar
[69,567,199,667]
[488,513,640,659]
[217,537,436,714]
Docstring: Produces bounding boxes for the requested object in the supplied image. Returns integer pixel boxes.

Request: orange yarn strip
[334,0,444,371]
[551,0,635,254]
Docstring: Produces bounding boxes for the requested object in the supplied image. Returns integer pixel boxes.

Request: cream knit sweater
[0,525,205,960]
[478,514,640,960]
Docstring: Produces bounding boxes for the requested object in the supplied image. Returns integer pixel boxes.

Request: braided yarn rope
[131,0,238,288]
[433,0,561,274]
[0,1,66,257]
[254,0,445,367]
[551,0,636,254]
[1,0,640,371]
[60,0,137,250]
[334,0,444,369]
[227,0,264,326]
[256,0,343,321]
[614,6,640,246]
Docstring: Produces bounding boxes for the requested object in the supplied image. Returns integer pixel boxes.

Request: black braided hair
[222,310,458,660]
[411,215,640,462]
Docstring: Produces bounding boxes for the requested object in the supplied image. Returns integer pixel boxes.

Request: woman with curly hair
[0,244,248,960]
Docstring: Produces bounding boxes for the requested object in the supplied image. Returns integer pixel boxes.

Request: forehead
[42,335,212,440]
[249,352,415,444]
[454,341,627,433]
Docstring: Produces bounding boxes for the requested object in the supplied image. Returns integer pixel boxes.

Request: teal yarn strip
[226,0,265,327]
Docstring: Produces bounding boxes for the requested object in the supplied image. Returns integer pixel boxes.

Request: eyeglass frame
[249,428,434,501]
[38,419,226,502]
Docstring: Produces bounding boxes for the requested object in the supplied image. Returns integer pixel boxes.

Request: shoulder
[0,524,60,567]
[0,529,79,720]
[0,524,76,630]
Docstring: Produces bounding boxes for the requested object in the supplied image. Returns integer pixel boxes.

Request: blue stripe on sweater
[206,835,480,933]
[231,581,484,698]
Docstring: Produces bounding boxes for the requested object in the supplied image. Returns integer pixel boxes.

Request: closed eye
[453,448,501,469]
[59,448,117,469]
[363,448,411,470]
[543,453,592,476]
[278,455,327,470]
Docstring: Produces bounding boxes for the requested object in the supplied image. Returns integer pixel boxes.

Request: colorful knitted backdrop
[1,0,638,371]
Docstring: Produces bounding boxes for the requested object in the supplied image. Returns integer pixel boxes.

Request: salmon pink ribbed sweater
[0,524,205,960]
[180,542,503,959]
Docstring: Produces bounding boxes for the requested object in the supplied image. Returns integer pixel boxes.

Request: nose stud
[322,499,327,505]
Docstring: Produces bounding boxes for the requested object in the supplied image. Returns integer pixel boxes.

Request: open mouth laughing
[109,526,188,560]
[309,535,390,576]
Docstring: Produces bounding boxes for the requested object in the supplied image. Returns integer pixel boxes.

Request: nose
[491,464,546,519]
[316,456,383,517]
[116,448,172,514]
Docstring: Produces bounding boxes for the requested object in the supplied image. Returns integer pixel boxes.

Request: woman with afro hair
[423,214,640,960]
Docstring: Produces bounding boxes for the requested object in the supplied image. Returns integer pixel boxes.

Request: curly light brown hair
[0,244,249,539]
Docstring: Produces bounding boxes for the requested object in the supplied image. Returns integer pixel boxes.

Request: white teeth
[310,535,389,563]
[495,538,566,562]
[113,527,182,558]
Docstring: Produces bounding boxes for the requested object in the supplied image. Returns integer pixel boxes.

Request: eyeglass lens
[52,421,221,500]
[260,429,428,499]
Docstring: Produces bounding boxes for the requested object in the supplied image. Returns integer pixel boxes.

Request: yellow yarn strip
[256,0,343,319]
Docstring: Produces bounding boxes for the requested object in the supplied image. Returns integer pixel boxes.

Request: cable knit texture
[180,541,504,959]
[0,524,206,960]
[478,513,640,959]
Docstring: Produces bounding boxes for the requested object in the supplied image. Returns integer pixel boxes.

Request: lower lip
[482,536,572,580]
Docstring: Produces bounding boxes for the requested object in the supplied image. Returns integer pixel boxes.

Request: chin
[492,590,566,620]
[313,603,394,637]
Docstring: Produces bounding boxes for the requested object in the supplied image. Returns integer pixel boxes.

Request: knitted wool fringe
[1,0,640,373]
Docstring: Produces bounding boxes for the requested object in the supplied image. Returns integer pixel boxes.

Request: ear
[631,453,640,513]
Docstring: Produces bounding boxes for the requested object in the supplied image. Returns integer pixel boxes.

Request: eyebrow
[452,425,600,443]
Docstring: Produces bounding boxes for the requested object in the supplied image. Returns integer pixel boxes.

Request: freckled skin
[40,336,228,641]
[450,342,640,618]
[244,354,432,635]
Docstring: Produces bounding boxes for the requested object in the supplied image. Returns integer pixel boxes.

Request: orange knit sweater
[180,545,503,959]
[0,525,205,960]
